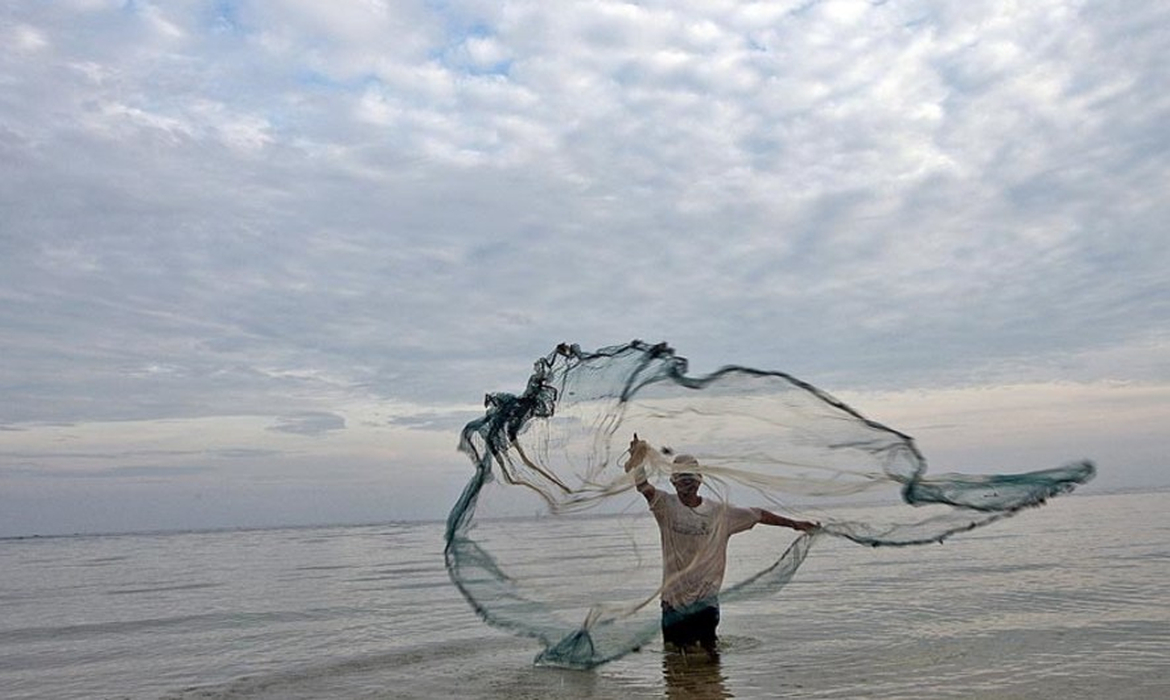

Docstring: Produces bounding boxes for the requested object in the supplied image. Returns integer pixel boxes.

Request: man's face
[671,474,701,498]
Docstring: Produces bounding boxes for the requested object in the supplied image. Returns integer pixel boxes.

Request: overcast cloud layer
[2,1,1167,536]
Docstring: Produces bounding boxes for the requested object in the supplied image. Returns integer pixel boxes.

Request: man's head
[670,454,703,497]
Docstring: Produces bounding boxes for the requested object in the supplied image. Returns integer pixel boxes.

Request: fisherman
[625,435,818,654]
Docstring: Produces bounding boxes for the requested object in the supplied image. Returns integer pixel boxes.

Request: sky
[1,0,1167,537]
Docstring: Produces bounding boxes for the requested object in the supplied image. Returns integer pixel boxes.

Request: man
[624,436,818,654]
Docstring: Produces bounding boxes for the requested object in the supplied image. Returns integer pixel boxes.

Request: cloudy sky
[1,0,1167,536]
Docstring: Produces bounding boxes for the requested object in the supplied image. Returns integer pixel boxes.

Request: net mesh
[444,341,1095,667]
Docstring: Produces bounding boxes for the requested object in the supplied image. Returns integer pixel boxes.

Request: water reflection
[663,649,732,699]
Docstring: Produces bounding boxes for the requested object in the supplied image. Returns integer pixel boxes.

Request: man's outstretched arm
[758,509,819,532]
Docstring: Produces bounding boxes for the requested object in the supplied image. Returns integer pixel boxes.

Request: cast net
[444,341,1094,668]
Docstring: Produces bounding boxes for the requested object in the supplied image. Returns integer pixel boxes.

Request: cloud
[384,409,485,433]
[268,412,347,436]
[1,0,1167,533]
[3,1,1165,402]
[0,464,214,479]
[210,447,283,459]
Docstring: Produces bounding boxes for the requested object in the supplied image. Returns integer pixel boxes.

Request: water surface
[1,491,1166,698]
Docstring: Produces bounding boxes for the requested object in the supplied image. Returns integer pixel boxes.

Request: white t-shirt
[650,492,762,607]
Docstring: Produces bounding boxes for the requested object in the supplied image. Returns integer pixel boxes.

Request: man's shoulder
[650,490,676,505]
[650,490,678,512]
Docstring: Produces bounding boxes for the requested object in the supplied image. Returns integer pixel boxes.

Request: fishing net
[444,341,1095,668]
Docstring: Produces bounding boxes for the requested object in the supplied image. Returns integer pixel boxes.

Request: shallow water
[1,491,1167,699]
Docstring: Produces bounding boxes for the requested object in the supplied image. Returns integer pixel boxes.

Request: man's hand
[792,520,820,533]
[625,435,650,472]
[625,434,656,502]
[759,510,820,532]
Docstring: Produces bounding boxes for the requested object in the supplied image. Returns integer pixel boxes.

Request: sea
[1,490,1167,699]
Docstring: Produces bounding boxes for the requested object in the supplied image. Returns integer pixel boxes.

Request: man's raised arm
[624,436,656,503]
